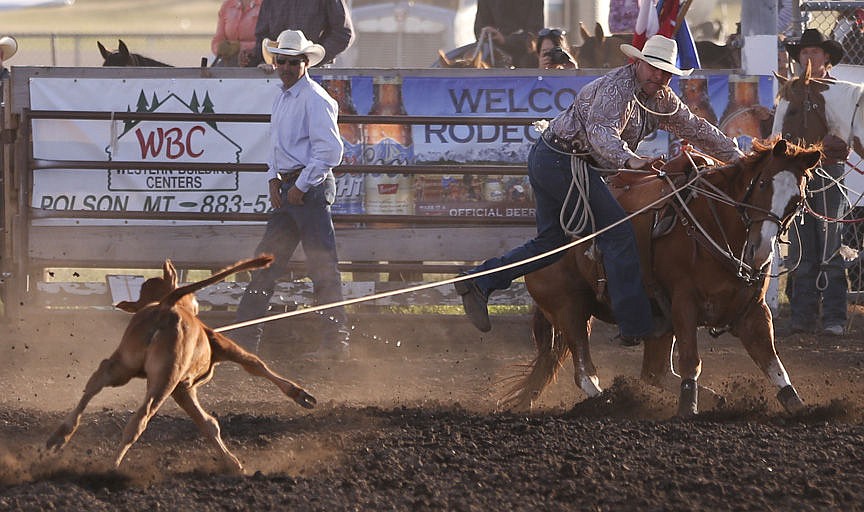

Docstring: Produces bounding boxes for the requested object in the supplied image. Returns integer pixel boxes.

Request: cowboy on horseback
[455,35,743,344]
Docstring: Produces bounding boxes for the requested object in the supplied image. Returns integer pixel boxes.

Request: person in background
[474,0,543,41]
[778,29,850,336]
[252,0,354,67]
[454,35,743,344]
[474,0,543,68]
[211,0,261,67]
[233,30,350,359]
[608,0,639,33]
[0,35,17,81]
[536,28,576,70]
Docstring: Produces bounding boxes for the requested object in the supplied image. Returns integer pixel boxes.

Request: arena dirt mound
[565,376,677,420]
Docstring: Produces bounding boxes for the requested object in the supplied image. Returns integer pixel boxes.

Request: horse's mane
[707,137,797,182]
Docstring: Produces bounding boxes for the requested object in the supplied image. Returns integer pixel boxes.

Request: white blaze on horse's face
[748,170,799,268]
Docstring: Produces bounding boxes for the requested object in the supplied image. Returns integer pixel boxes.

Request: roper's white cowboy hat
[261,30,325,67]
[619,35,693,76]
[0,36,18,60]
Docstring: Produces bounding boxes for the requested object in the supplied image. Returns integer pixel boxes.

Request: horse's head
[736,138,820,271]
[774,62,831,146]
[775,66,864,158]
[576,22,630,68]
[98,39,135,66]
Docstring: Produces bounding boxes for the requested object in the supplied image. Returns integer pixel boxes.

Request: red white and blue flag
[632,0,701,69]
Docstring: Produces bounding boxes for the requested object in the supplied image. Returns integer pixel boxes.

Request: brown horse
[98,40,172,67]
[502,139,821,417]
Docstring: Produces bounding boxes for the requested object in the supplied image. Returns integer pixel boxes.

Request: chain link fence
[800,1,864,64]
[785,3,864,294]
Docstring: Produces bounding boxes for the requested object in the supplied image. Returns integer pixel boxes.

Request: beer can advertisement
[415,174,535,218]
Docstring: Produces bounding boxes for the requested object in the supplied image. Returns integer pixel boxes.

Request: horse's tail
[498,306,570,411]
[159,254,273,310]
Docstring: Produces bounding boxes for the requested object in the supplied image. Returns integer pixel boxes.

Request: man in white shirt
[234,30,350,359]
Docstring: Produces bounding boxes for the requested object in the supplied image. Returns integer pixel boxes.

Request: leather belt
[541,129,580,154]
[278,168,303,182]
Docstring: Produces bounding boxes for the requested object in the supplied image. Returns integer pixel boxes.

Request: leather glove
[822,134,849,162]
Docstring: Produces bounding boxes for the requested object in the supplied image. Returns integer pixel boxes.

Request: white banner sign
[30,78,283,221]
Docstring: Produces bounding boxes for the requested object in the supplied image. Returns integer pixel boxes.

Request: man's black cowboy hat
[784,28,845,66]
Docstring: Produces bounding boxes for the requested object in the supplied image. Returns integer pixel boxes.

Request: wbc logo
[104,90,243,192]
[105,90,242,164]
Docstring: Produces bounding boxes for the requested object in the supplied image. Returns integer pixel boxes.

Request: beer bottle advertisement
[322,76,364,215]
[679,76,718,125]
[718,75,772,153]
[363,76,415,216]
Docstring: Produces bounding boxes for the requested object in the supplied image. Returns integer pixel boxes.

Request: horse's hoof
[777,384,805,414]
[678,379,699,417]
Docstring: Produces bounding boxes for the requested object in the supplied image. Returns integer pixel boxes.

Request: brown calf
[46,255,315,473]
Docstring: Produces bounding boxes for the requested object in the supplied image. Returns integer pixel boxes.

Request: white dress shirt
[268,73,343,192]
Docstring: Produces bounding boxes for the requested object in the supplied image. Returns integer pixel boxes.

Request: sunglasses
[538,28,566,37]
[274,56,305,66]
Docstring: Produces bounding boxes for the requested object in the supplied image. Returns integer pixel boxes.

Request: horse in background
[98,40,172,67]
[575,22,740,69]
[500,139,821,417]
[775,64,864,158]
[433,31,537,69]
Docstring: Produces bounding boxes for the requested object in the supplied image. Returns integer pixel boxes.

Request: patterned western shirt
[548,64,743,169]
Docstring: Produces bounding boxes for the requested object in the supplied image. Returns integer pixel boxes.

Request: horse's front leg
[670,294,702,417]
[737,301,805,414]
[641,334,726,411]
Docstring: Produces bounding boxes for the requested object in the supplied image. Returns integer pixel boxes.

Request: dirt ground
[1,305,864,511]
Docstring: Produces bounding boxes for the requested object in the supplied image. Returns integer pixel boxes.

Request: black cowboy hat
[784,28,845,66]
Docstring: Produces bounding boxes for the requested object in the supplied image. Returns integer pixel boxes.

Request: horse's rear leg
[46,356,137,451]
[172,384,243,473]
[739,303,805,413]
[570,317,601,397]
[499,307,578,411]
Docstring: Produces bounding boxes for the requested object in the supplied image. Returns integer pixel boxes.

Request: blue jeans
[234,174,348,349]
[786,161,848,328]
[468,139,653,338]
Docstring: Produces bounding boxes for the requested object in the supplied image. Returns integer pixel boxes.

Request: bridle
[677,163,805,284]
[737,170,802,236]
